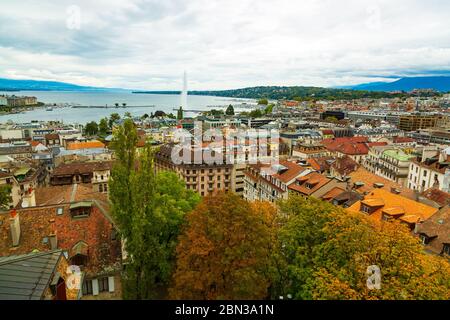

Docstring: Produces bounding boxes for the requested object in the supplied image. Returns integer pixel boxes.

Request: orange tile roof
[272,160,306,184]
[288,172,331,196]
[362,198,385,207]
[67,140,105,150]
[30,141,42,147]
[347,189,438,224]
[349,167,416,200]
[382,207,405,217]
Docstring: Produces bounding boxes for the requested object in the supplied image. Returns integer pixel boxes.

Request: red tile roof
[331,155,359,176]
[0,202,120,276]
[420,188,450,208]
[322,137,369,155]
[393,136,415,144]
[272,160,306,184]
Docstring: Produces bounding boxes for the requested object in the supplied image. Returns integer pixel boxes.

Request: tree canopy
[271,195,450,300]
[225,104,235,116]
[109,119,200,299]
[170,194,277,300]
[84,121,98,136]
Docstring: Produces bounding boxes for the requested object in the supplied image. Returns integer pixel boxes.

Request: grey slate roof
[0,250,62,300]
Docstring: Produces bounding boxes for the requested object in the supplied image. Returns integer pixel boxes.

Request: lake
[0,91,256,124]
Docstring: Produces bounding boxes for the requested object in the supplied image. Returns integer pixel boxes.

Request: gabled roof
[416,206,449,255]
[321,187,346,201]
[288,172,331,196]
[51,161,112,176]
[347,189,438,225]
[349,167,416,200]
[420,188,450,208]
[322,137,370,155]
[0,200,120,275]
[331,155,359,176]
[0,250,63,300]
[271,160,306,184]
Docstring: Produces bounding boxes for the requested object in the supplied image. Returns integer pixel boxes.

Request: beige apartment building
[398,114,442,132]
[154,144,234,197]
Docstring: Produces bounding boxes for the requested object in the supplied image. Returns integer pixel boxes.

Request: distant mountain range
[0,78,126,92]
[343,76,450,92]
[1,76,449,100]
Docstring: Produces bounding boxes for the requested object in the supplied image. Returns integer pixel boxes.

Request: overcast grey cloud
[1,0,450,90]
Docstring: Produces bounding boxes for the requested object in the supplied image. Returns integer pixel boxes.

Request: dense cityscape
[0,1,449,316]
[0,85,449,301]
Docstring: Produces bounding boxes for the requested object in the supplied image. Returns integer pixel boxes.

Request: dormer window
[443,244,450,256]
[420,235,430,245]
[70,202,93,218]
[361,204,372,214]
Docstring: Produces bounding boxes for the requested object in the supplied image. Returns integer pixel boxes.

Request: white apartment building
[244,160,307,203]
[408,147,450,192]
[364,146,414,187]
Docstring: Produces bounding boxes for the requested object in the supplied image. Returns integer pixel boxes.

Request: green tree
[324,116,338,123]
[272,195,450,300]
[124,112,132,119]
[99,117,109,136]
[271,195,339,299]
[153,110,167,118]
[309,212,450,300]
[0,184,12,210]
[264,104,274,114]
[257,98,269,105]
[109,119,200,299]
[225,104,235,116]
[249,109,263,118]
[177,107,184,120]
[109,113,121,128]
[84,121,99,136]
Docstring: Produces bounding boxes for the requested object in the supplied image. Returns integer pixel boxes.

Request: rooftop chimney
[9,209,20,247]
[21,187,36,208]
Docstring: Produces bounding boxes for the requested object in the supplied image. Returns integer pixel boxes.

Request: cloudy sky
[1,0,450,90]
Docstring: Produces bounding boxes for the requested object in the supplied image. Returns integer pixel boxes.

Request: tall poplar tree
[109,119,200,299]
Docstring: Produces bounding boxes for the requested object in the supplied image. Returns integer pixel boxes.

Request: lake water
[0,91,256,124]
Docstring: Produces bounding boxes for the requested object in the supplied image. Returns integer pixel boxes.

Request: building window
[423,170,427,177]
[82,280,93,295]
[99,184,103,192]
[420,235,429,245]
[71,207,91,218]
[443,244,450,256]
[361,205,371,214]
[98,277,109,292]
[56,207,64,215]
[104,184,108,192]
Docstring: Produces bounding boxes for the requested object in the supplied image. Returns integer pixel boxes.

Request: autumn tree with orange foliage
[272,195,450,300]
[310,211,450,300]
[169,193,277,300]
